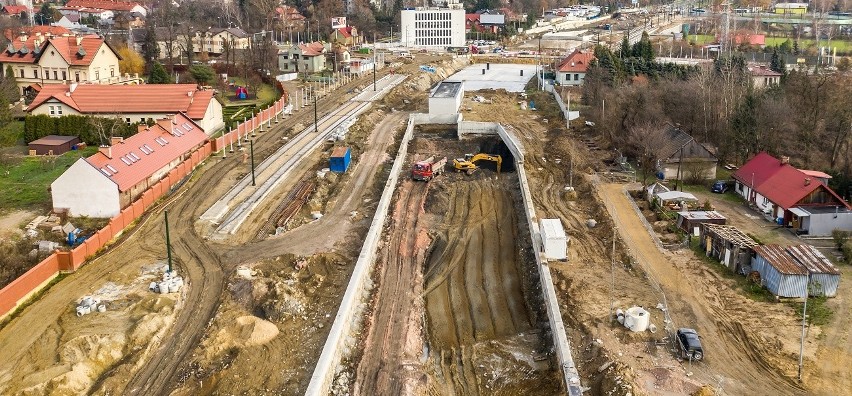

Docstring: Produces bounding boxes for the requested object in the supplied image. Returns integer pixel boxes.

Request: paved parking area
[447,63,537,92]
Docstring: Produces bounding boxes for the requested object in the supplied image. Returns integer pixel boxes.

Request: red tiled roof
[298,42,325,56]
[276,5,305,20]
[0,35,104,65]
[28,84,217,120]
[557,49,595,73]
[466,14,480,22]
[734,33,765,46]
[64,0,141,12]
[2,5,30,14]
[335,27,353,38]
[85,113,207,192]
[732,152,850,210]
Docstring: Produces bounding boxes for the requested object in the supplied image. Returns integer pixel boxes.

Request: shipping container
[329,146,351,173]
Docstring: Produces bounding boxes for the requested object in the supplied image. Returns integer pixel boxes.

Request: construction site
[0,53,851,396]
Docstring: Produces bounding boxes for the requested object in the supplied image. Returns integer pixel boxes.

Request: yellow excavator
[452,153,502,174]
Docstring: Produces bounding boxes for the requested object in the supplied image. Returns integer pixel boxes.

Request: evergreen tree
[619,36,630,58]
[770,49,783,73]
[148,62,171,84]
[631,31,654,62]
[142,23,160,72]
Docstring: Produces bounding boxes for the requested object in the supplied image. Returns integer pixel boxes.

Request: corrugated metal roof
[786,245,840,275]
[753,245,808,275]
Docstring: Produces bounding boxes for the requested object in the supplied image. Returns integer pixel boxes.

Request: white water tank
[623,306,650,332]
[539,219,568,261]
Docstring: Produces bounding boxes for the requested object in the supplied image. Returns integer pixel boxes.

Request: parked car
[711,180,730,194]
[676,328,704,361]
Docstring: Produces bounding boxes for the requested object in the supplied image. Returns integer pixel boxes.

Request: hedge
[23,115,144,145]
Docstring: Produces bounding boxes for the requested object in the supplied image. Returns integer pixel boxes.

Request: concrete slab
[447,64,537,92]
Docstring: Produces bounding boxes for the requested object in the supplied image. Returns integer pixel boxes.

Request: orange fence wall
[0,94,290,319]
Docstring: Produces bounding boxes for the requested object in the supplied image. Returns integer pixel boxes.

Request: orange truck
[411,156,447,181]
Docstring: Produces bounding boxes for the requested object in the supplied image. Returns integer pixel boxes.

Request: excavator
[452,153,502,174]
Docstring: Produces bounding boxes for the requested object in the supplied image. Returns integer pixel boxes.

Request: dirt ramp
[423,178,559,395]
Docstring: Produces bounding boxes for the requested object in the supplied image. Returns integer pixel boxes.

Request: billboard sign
[332,17,346,29]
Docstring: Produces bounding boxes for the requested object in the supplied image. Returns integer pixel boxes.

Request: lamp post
[164,210,173,273]
[250,139,256,186]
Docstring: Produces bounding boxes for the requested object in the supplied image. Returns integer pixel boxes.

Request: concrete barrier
[457,121,525,163]
[503,127,582,395]
[305,115,417,395]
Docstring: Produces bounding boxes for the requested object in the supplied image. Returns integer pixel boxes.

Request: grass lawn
[765,37,852,52]
[0,146,97,212]
[219,77,277,106]
[0,121,24,147]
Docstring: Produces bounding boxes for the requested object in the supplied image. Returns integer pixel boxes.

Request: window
[19,69,23,78]
[110,68,115,77]
[75,72,80,82]
[48,106,55,115]
[62,70,67,80]
[53,70,58,80]
[574,73,579,80]
[56,106,62,115]
[33,70,38,78]
[95,71,100,80]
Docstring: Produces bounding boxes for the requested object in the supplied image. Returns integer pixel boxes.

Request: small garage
[329,146,351,173]
[28,135,81,156]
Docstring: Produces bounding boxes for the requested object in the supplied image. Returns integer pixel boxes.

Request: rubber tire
[692,351,703,361]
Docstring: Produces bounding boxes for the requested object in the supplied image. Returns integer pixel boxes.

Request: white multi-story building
[400,0,465,49]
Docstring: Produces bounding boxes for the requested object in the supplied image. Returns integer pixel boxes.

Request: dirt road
[352,179,430,396]
[599,183,806,395]
[0,72,386,394]
[807,264,852,394]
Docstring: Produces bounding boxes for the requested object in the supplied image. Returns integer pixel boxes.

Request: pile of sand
[235,316,280,347]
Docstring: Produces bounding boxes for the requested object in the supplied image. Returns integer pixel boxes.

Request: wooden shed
[676,211,727,234]
[28,135,80,156]
[699,224,757,275]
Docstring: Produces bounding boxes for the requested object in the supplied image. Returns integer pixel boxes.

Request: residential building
[748,64,781,88]
[2,5,30,18]
[773,2,808,15]
[466,10,505,34]
[400,0,466,49]
[280,42,327,74]
[275,5,306,30]
[189,28,250,55]
[60,0,147,18]
[27,83,224,133]
[0,29,139,96]
[555,49,595,85]
[52,14,84,30]
[654,127,718,180]
[345,57,375,75]
[732,152,852,235]
[330,26,361,46]
[51,113,207,218]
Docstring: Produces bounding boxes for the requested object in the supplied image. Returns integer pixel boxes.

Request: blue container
[329,146,351,173]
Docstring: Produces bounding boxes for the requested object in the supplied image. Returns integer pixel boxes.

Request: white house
[556,49,595,86]
[400,0,466,48]
[27,83,224,134]
[61,0,147,18]
[0,28,140,96]
[51,113,207,218]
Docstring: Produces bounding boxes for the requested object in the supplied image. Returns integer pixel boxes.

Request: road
[0,70,397,395]
[599,183,806,396]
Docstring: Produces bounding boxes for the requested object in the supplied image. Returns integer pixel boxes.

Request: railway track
[253,180,315,241]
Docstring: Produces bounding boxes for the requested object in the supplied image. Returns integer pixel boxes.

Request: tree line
[582,44,852,199]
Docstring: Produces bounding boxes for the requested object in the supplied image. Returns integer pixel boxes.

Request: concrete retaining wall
[458,121,525,163]
[505,128,582,395]
[305,115,417,395]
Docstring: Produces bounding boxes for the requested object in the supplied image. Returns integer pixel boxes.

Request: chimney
[804,177,811,186]
[110,136,124,145]
[780,156,790,165]
[75,35,82,46]
[99,145,112,159]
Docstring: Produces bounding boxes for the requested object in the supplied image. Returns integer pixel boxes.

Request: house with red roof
[748,64,782,88]
[0,29,139,96]
[732,152,852,235]
[27,83,224,133]
[51,113,207,217]
[61,0,146,17]
[556,49,595,85]
[330,26,361,46]
[2,5,31,18]
[280,42,327,74]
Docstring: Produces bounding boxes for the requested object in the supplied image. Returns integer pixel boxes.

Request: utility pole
[373,49,377,91]
[250,139,256,186]
[609,231,616,322]
[313,91,319,135]
[798,276,810,381]
[164,210,173,273]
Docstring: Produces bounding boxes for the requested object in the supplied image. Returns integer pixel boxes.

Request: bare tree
[627,122,670,185]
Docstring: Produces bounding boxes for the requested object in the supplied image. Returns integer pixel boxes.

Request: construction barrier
[0,93,291,320]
